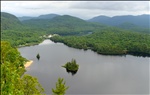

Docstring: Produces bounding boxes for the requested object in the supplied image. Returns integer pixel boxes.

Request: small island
[62,59,79,72]
[36,53,40,60]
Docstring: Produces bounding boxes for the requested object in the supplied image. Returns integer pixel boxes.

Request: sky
[1,1,150,20]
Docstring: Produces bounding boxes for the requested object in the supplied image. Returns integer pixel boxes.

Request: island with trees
[62,59,79,73]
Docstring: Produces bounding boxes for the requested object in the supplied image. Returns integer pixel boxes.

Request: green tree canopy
[1,41,45,95]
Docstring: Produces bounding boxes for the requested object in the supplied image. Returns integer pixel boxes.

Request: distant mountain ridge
[18,14,59,21]
[22,14,105,29]
[88,14,150,28]
[38,14,59,19]
[2,12,149,34]
[18,13,150,29]
[21,14,107,35]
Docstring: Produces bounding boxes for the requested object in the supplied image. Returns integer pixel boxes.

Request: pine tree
[52,78,69,95]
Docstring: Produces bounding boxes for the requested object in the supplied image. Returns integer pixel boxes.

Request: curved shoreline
[24,60,33,68]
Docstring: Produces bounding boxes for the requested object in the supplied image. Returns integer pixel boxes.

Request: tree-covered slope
[46,15,107,34]
[1,12,46,47]
[18,16,35,21]
[1,12,22,30]
[116,22,150,33]
[22,15,107,35]
[36,14,59,19]
[1,28,45,47]
[50,27,150,57]
[49,15,89,25]
[1,41,45,95]
[22,15,104,27]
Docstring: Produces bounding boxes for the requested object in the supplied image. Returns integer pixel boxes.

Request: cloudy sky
[1,1,150,20]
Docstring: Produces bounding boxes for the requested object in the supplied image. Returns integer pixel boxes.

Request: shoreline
[24,60,33,68]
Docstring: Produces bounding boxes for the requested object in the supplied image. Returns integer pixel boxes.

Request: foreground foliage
[1,41,45,95]
[52,78,69,95]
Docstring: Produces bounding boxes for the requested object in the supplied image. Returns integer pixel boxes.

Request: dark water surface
[18,39,149,95]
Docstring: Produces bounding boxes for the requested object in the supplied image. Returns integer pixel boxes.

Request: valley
[1,11,150,95]
[1,12,150,56]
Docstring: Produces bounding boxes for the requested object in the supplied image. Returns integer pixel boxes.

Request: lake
[18,39,149,95]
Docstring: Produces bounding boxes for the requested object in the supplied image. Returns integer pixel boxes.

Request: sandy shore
[24,60,33,68]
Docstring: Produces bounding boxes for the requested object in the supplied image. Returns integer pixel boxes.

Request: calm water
[18,39,149,95]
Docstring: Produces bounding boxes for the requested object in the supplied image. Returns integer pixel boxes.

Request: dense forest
[1,41,45,95]
[1,12,46,47]
[1,27,46,47]
[50,27,150,57]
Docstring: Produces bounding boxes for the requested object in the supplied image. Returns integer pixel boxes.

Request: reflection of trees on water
[66,69,78,76]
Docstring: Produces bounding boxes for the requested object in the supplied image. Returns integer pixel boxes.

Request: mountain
[88,14,150,28]
[37,14,59,19]
[115,22,149,33]
[1,12,22,30]
[88,15,110,23]
[18,14,59,21]
[22,15,105,28]
[48,15,91,26]
[18,16,34,21]
[22,15,106,35]
[22,15,89,25]
[1,12,46,47]
[116,22,139,29]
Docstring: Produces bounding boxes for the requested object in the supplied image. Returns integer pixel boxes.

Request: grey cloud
[70,1,149,11]
[1,1,150,19]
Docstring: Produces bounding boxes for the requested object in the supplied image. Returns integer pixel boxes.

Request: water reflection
[65,69,78,76]
[36,53,40,60]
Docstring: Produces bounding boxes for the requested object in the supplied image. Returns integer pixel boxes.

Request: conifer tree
[52,78,69,95]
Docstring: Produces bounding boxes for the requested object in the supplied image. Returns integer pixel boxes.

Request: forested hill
[21,15,89,27]
[45,15,104,28]
[88,14,150,28]
[18,14,59,21]
[1,12,22,30]
[115,22,150,33]
[21,15,107,35]
[1,12,45,47]
[22,14,105,28]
